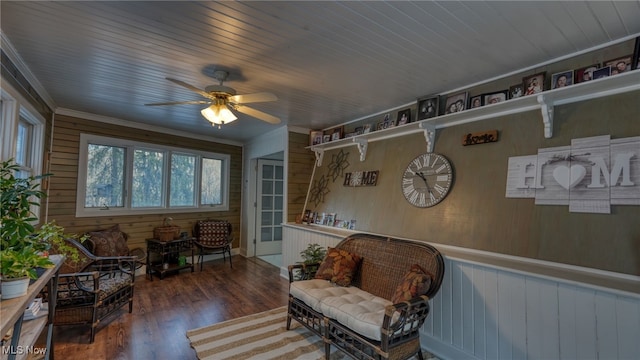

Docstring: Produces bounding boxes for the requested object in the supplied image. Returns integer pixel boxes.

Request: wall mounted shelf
[309,70,640,166]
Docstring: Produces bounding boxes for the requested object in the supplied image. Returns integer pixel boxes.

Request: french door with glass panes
[255,159,284,256]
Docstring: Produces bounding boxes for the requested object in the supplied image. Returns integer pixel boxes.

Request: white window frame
[76,133,230,217]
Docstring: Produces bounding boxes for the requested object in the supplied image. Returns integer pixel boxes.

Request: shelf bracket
[354,138,368,162]
[419,122,436,152]
[313,148,325,167]
[537,94,554,138]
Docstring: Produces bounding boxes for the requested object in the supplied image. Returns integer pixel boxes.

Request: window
[77,134,230,217]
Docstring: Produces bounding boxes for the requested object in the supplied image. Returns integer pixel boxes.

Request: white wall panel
[282,224,640,360]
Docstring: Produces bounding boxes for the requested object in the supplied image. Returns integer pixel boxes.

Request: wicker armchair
[41,237,136,343]
[193,220,233,270]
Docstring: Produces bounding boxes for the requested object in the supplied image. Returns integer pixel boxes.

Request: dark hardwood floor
[49,256,290,360]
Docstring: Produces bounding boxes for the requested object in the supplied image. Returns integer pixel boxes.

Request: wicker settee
[287,233,445,360]
[41,227,139,343]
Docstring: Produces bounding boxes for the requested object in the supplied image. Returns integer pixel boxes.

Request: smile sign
[506,135,639,213]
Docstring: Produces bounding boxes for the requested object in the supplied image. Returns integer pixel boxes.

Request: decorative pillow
[314,247,362,287]
[87,224,129,257]
[391,264,433,304]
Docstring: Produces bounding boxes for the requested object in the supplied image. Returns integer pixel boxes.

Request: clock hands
[415,171,433,195]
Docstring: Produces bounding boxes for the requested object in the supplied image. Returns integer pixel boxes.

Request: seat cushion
[290,279,392,341]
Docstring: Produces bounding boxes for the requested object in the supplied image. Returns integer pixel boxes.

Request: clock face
[401,153,453,208]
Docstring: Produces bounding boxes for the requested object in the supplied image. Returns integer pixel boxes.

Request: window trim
[76,133,230,217]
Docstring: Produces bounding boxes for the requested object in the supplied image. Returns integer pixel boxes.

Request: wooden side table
[145,237,194,280]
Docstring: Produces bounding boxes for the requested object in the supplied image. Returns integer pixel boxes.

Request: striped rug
[187,306,439,360]
[186,306,347,360]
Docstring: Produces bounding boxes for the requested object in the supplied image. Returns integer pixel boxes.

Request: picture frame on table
[509,84,524,99]
[522,72,545,96]
[633,37,640,70]
[416,95,439,120]
[309,130,323,146]
[469,95,483,109]
[483,90,508,105]
[604,55,632,75]
[551,70,573,89]
[396,109,411,125]
[574,64,599,83]
[592,66,611,80]
[444,91,468,114]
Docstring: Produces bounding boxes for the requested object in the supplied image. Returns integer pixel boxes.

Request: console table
[1,254,63,360]
[146,238,194,280]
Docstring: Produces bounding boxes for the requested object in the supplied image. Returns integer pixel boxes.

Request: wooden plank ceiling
[1,1,639,142]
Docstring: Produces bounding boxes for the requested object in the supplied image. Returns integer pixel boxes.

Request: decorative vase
[1,277,30,299]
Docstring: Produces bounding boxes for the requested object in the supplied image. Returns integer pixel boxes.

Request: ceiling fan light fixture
[201,104,237,126]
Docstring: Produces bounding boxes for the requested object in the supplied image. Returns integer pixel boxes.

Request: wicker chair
[41,237,137,343]
[193,220,233,270]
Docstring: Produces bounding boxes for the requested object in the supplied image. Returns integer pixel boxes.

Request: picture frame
[633,36,640,70]
[574,63,599,83]
[483,90,508,105]
[322,134,331,143]
[592,66,611,80]
[381,113,395,129]
[469,95,483,109]
[396,109,411,125]
[551,70,573,89]
[444,91,468,114]
[509,83,524,99]
[416,95,439,120]
[309,130,323,146]
[330,126,344,141]
[522,72,545,96]
[604,55,632,75]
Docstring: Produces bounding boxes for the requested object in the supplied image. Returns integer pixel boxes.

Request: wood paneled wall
[308,91,640,276]
[287,131,315,222]
[42,114,243,251]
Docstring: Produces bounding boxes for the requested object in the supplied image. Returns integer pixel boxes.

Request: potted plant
[1,159,55,298]
[296,243,327,280]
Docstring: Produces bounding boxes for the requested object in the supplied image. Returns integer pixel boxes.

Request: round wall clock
[401,153,453,208]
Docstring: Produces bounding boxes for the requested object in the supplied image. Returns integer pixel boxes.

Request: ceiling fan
[145,70,280,127]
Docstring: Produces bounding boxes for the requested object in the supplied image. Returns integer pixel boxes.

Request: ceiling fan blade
[145,100,210,106]
[229,92,277,104]
[165,77,212,99]
[234,105,281,124]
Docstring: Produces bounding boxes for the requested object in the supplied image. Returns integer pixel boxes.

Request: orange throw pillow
[391,264,433,303]
[314,247,362,286]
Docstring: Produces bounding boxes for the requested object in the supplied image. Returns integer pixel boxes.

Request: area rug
[187,306,440,360]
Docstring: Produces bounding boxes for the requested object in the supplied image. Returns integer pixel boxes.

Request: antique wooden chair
[193,220,233,270]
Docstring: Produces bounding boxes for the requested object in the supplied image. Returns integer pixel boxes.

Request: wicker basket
[153,218,180,242]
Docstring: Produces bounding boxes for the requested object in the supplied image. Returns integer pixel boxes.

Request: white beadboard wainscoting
[282,224,640,360]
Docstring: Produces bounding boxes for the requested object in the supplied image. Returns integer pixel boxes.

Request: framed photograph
[483,90,508,105]
[469,95,483,109]
[523,72,545,96]
[309,130,323,146]
[381,113,395,129]
[330,126,344,141]
[396,109,411,125]
[363,124,372,133]
[416,95,439,120]
[444,91,468,114]
[605,55,632,75]
[322,134,331,143]
[509,83,524,99]
[574,64,599,83]
[633,36,640,70]
[592,66,611,80]
[551,70,573,89]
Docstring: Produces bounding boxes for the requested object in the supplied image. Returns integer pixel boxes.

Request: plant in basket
[295,243,327,280]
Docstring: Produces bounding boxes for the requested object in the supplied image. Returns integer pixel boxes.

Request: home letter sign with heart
[505,135,639,214]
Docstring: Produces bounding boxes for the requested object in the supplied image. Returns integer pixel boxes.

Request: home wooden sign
[462,130,498,146]
[343,170,379,187]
